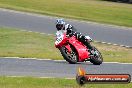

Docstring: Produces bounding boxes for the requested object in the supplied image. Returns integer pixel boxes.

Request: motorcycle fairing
[68,36,90,62]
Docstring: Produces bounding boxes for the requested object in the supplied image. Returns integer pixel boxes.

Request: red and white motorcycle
[55,30,103,65]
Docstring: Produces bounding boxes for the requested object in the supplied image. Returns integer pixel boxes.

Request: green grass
[0,76,132,88]
[0,27,62,60]
[0,0,132,27]
[0,27,132,63]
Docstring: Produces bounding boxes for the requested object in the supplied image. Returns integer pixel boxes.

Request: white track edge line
[5,76,132,82]
[1,57,132,64]
[20,29,132,48]
[0,8,132,30]
[6,76,75,79]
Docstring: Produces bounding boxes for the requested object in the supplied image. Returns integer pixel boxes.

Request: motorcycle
[55,30,103,65]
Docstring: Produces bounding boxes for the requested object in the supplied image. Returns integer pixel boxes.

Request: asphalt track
[0,8,132,47]
[0,58,132,78]
[0,9,132,78]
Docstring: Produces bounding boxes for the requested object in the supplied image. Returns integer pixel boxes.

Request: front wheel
[90,47,103,65]
[59,45,78,64]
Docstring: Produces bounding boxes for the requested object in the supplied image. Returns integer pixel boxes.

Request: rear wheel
[59,45,78,64]
[90,47,103,65]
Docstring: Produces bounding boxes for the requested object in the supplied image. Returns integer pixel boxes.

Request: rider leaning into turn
[55,19,94,55]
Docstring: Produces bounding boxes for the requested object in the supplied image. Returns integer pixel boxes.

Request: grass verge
[0,0,132,27]
[0,76,132,88]
[0,27,132,63]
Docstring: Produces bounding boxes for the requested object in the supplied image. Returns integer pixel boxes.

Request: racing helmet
[56,19,65,31]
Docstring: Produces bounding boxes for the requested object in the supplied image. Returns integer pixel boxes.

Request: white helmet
[56,19,65,30]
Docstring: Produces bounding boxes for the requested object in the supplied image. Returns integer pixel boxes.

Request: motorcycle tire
[59,45,78,64]
[90,46,103,65]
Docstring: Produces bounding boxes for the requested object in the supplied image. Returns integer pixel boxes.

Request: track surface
[0,9,132,78]
[0,58,132,78]
[0,9,132,46]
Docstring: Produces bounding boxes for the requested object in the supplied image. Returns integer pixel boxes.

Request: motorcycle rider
[55,19,95,55]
